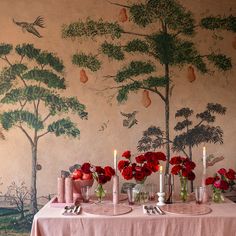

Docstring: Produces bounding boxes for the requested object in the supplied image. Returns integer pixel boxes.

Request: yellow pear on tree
[142,90,151,108]
[187,66,196,82]
[80,69,88,83]
[118,8,128,23]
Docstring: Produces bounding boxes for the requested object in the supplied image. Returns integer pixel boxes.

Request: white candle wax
[114,150,117,174]
[159,165,163,193]
[203,146,206,174]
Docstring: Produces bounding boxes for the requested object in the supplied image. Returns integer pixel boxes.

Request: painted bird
[120,111,138,128]
[12,16,45,38]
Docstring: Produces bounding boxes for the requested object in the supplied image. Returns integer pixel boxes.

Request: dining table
[30,196,236,236]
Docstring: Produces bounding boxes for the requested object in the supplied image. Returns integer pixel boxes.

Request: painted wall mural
[0,0,235,235]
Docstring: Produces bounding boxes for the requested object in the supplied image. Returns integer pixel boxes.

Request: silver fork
[144,205,151,215]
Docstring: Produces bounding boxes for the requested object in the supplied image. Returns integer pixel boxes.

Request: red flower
[131,163,137,170]
[104,166,115,177]
[218,168,227,176]
[81,162,91,174]
[205,177,215,185]
[118,160,130,172]
[122,150,131,159]
[135,155,146,164]
[187,171,195,181]
[95,166,105,174]
[184,160,196,171]
[220,180,229,191]
[169,156,182,165]
[134,171,145,182]
[146,162,159,172]
[105,175,111,181]
[122,166,133,180]
[171,165,182,175]
[182,168,188,178]
[142,164,152,177]
[213,180,221,189]
[226,169,236,180]
[154,152,166,161]
[98,174,108,184]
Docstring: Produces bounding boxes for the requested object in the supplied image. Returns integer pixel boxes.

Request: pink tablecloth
[31,198,236,236]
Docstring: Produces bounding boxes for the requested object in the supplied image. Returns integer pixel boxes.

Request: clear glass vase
[212,188,224,203]
[133,182,149,204]
[95,184,106,202]
[180,176,188,202]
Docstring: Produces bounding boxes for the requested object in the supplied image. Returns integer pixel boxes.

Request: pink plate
[161,203,212,215]
[83,203,132,216]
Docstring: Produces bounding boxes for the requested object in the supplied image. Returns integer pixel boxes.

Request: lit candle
[114,150,117,174]
[203,146,206,174]
[159,165,163,193]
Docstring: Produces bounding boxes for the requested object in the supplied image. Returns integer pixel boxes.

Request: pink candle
[57,177,65,203]
[65,177,73,203]
[113,175,119,205]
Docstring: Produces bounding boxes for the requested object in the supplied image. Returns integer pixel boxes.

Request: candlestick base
[157,192,166,206]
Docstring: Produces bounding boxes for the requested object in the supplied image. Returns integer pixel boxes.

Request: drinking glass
[81,186,91,203]
[146,183,157,201]
[195,186,205,204]
[127,187,136,205]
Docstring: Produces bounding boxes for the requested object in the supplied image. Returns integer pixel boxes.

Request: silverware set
[143,205,165,215]
[63,205,81,215]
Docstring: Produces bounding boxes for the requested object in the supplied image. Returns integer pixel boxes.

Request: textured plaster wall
[0,0,236,196]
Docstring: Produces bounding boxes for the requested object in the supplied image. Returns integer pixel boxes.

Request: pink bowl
[73,179,94,194]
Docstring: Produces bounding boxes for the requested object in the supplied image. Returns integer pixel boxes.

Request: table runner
[31,199,236,236]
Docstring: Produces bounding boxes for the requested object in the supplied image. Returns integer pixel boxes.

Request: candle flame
[114,150,117,156]
[160,165,163,173]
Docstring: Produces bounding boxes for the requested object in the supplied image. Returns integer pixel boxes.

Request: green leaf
[196,111,215,123]
[117,81,142,103]
[65,97,88,119]
[15,44,40,60]
[115,61,155,82]
[36,51,64,72]
[0,43,13,56]
[101,41,124,61]
[0,110,43,131]
[125,39,149,53]
[48,118,80,138]
[175,108,193,118]
[62,18,123,39]
[207,103,226,115]
[200,15,236,32]
[72,53,101,72]
[130,4,152,27]
[207,53,232,71]
[143,76,167,88]
[22,69,66,89]
[174,120,192,131]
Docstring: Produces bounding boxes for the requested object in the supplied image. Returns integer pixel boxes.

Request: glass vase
[95,184,106,202]
[212,189,224,203]
[179,176,188,202]
[133,182,149,204]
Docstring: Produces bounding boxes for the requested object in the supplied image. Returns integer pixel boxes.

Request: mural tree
[62,0,235,173]
[0,43,87,213]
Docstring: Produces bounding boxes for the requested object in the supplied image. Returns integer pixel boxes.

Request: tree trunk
[165,63,170,174]
[189,145,194,192]
[30,144,38,214]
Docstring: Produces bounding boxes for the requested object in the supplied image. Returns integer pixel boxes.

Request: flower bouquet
[205,168,236,203]
[169,156,196,202]
[118,150,166,203]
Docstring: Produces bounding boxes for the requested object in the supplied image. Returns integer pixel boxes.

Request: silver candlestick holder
[157,192,166,206]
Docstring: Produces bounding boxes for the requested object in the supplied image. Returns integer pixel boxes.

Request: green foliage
[143,76,167,88]
[125,39,149,53]
[137,126,165,152]
[65,97,88,119]
[130,0,195,35]
[174,120,192,131]
[1,86,50,104]
[115,61,155,82]
[0,43,13,56]
[22,69,66,89]
[0,110,43,131]
[117,81,142,103]
[62,18,123,39]
[175,108,193,118]
[201,15,236,32]
[130,4,152,27]
[48,118,80,137]
[72,53,101,72]
[101,41,124,60]
[0,64,27,94]
[36,51,64,72]
[207,53,232,71]
[207,103,226,114]
[196,111,215,123]
[15,44,40,60]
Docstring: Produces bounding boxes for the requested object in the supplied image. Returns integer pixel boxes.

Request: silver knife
[155,206,165,215]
